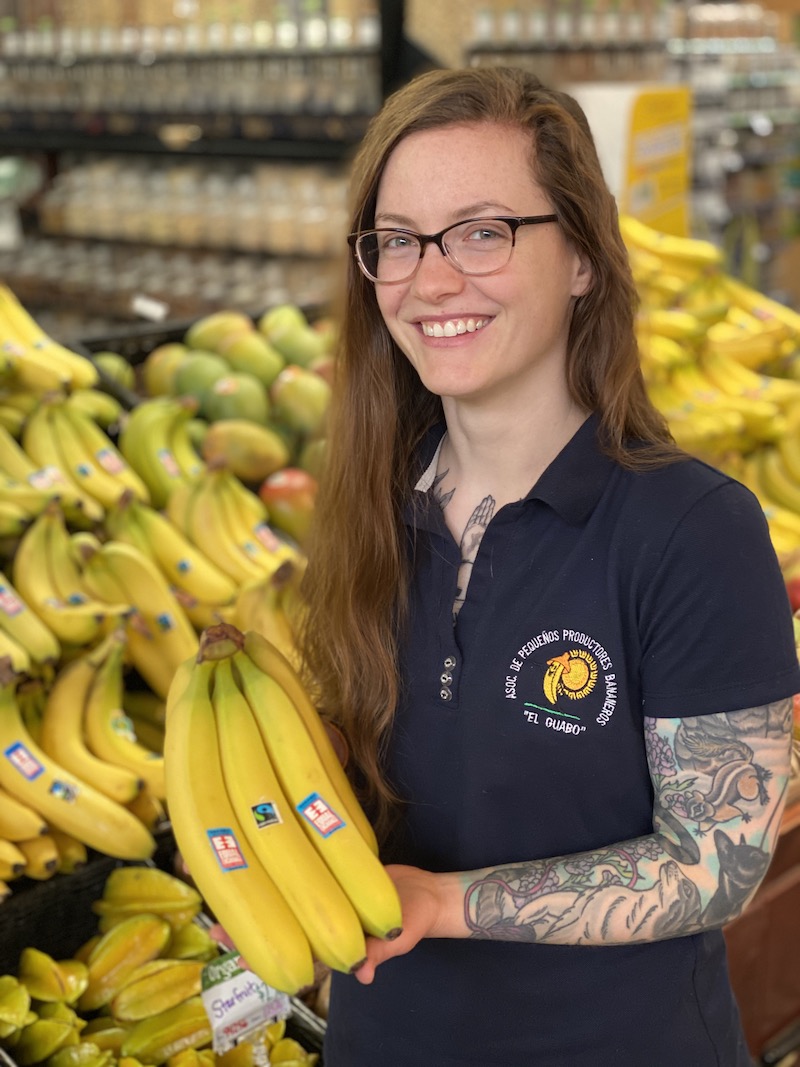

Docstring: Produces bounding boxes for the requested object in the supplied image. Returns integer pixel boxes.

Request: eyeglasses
[348,214,559,285]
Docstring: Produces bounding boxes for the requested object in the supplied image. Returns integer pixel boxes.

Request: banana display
[621,214,800,565]
[164,623,400,996]
[0,864,321,1066]
[0,284,324,886]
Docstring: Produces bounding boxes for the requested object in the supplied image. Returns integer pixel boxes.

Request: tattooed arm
[353,702,792,984]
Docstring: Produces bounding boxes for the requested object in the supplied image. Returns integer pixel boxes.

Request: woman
[299,66,799,1066]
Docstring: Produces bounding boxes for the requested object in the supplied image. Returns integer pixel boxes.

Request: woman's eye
[465,226,503,242]
[382,233,415,251]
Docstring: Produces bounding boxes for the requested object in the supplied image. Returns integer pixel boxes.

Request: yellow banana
[213,655,367,974]
[619,214,723,269]
[0,570,61,668]
[105,493,237,609]
[242,628,378,855]
[66,388,124,429]
[82,629,166,800]
[0,403,25,436]
[0,834,26,879]
[167,416,205,482]
[21,404,105,524]
[700,344,800,408]
[164,654,315,994]
[0,471,53,518]
[81,541,198,666]
[164,480,194,537]
[0,283,99,389]
[39,636,144,805]
[5,345,72,394]
[233,645,402,939]
[0,627,31,674]
[0,665,156,860]
[118,397,200,509]
[0,783,47,840]
[57,401,150,505]
[719,273,800,340]
[757,446,800,515]
[49,828,89,873]
[637,307,706,344]
[0,498,30,538]
[778,427,800,486]
[705,319,782,369]
[125,784,167,833]
[16,832,60,879]
[48,401,135,511]
[669,362,782,441]
[12,505,129,647]
[229,564,299,668]
[181,470,269,585]
[215,468,300,578]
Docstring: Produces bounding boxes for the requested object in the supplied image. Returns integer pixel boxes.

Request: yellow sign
[623,87,692,238]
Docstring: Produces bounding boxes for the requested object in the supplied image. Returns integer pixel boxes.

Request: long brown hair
[300,66,680,841]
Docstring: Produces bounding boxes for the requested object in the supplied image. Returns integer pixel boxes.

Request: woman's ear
[571,251,593,298]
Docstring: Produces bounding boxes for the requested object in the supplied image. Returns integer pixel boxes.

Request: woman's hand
[352,863,458,984]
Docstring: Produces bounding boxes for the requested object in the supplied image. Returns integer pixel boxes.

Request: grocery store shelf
[0,117,370,159]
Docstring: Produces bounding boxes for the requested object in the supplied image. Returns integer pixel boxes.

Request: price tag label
[201,951,290,1055]
[131,294,169,321]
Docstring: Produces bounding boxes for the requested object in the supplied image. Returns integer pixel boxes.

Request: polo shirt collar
[525,412,617,524]
[407,412,616,529]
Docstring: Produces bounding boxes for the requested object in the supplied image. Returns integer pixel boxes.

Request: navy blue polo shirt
[324,414,800,1067]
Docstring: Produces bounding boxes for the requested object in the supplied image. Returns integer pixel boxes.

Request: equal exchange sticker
[297,792,344,838]
[207,828,248,871]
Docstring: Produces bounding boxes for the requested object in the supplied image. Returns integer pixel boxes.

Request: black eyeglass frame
[347,214,560,284]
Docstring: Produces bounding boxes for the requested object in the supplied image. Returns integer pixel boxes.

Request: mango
[201,419,290,484]
[142,345,191,398]
[258,468,317,546]
[172,352,229,403]
[202,373,270,424]
[269,365,330,437]
[258,305,327,368]
[217,331,285,388]
[92,352,137,392]
[184,311,253,352]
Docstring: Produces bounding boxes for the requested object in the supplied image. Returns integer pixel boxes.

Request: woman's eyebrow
[373,202,517,228]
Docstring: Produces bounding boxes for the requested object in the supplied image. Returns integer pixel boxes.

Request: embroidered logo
[543,649,598,703]
[505,627,618,732]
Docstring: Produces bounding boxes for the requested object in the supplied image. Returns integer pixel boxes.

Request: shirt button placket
[439,655,457,702]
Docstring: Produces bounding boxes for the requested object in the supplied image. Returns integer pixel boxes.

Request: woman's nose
[411,241,466,299]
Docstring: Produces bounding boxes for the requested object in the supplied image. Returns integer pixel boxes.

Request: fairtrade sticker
[251,802,281,829]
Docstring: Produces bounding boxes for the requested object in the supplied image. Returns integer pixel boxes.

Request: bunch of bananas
[165,623,401,996]
[622,214,800,563]
[117,399,205,511]
[0,285,320,887]
[166,465,300,588]
[0,659,157,882]
[0,284,100,401]
[0,864,321,1066]
[104,494,238,634]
